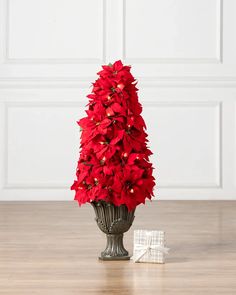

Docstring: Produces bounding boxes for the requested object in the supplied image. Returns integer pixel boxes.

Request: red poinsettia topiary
[71,60,155,211]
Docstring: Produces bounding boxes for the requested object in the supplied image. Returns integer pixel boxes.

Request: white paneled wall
[0,0,236,200]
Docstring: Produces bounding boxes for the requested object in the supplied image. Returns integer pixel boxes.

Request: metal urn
[91,201,135,260]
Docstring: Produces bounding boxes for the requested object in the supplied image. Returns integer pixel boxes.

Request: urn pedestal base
[99,233,130,261]
[99,255,130,261]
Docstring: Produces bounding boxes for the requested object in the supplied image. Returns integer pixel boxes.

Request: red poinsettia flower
[71,60,155,211]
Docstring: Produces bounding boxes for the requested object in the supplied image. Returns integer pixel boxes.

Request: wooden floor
[0,201,236,295]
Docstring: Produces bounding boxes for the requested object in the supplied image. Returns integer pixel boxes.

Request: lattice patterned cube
[132,230,169,263]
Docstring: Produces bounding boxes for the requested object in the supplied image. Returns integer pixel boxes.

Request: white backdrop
[0,0,236,200]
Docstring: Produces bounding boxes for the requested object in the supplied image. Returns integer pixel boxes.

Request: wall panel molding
[3,101,85,189]
[144,101,222,189]
[3,0,107,64]
[122,0,223,64]
[1,76,236,89]
[1,77,236,90]
[2,100,222,190]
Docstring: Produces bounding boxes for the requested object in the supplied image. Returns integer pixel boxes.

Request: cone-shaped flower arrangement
[71,60,155,211]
